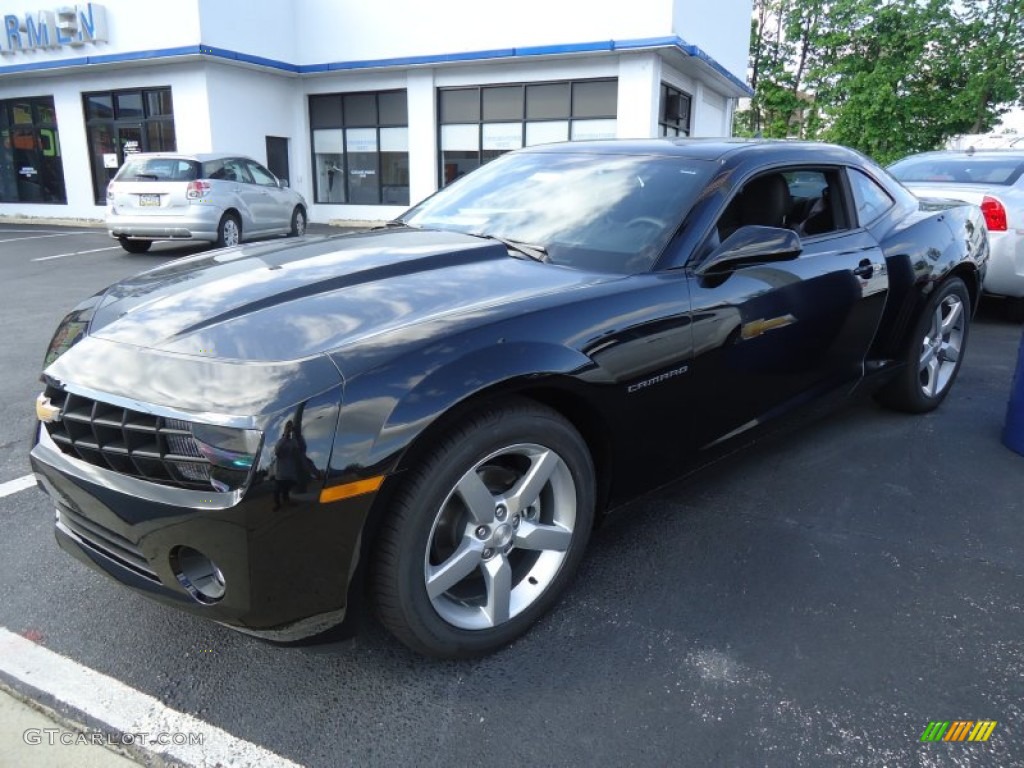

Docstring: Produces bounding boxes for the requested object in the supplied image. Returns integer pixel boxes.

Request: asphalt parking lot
[1,221,1023,767]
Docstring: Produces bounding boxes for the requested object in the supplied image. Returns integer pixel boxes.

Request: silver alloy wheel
[918,293,965,398]
[294,209,306,236]
[423,443,577,630]
[222,218,240,246]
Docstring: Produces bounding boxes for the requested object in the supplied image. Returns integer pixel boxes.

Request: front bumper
[30,424,375,641]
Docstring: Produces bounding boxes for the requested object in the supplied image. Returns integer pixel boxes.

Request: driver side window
[247,161,278,187]
[713,168,847,248]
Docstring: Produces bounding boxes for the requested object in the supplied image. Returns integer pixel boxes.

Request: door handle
[853,259,874,279]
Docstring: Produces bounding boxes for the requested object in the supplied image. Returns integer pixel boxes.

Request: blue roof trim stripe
[0,44,202,75]
[0,36,753,95]
[198,44,299,72]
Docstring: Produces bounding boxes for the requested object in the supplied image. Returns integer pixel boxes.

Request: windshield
[114,156,200,182]
[889,155,1024,186]
[402,150,715,273]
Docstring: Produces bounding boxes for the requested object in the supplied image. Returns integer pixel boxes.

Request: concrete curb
[0,684,146,768]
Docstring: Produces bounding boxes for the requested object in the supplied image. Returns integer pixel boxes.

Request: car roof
[122,152,249,163]
[523,137,863,162]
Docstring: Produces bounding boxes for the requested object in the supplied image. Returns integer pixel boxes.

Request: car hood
[86,228,618,363]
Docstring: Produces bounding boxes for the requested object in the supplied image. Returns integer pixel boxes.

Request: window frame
[307,89,409,206]
[437,78,618,187]
[0,95,67,204]
[658,83,692,138]
[82,86,175,205]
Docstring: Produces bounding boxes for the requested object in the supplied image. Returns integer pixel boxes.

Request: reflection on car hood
[87,229,616,363]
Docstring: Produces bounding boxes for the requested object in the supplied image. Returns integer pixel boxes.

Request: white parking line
[0,233,97,243]
[33,246,121,262]
[0,475,36,499]
[0,229,98,234]
[0,628,302,768]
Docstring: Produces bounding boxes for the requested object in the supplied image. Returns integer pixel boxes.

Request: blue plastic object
[1003,328,1024,456]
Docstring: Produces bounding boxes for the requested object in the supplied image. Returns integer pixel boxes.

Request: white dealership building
[0,0,753,223]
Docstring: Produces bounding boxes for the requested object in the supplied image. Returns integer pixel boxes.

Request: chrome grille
[42,386,212,491]
[56,503,159,582]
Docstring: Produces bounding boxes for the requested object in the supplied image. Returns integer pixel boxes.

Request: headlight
[43,291,106,368]
[43,315,89,368]
[191,424,262,470]
[163,420,262,493]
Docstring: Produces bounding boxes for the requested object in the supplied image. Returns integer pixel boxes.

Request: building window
[439,79,617,185]
[659,84,691,137]
[309,90,409,206]
[0,96,66,204]
[83,87,176,204]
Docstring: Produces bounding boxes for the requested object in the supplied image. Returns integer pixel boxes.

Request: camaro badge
[35,393,62,423]
[627,365,689,393]
[741,314,797,340]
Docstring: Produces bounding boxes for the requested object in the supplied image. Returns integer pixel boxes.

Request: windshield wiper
[469,233,548,263]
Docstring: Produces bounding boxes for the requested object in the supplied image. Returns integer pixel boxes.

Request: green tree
[736,0,1024,164]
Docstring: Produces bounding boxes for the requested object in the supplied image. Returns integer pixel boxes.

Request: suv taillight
[981,196,1008,232]
[187,180,211,200]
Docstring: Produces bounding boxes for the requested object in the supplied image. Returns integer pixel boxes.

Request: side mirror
[695,225,802,276]
[278,178,289,188]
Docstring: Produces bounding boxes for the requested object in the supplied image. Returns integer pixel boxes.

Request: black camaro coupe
[32,140,988,658]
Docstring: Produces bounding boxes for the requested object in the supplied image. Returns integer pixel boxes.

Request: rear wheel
[289,206,306,237]
[876,277,970,413]
[216,214,241,248]
[373,400,595,658]
[118,238,151,254]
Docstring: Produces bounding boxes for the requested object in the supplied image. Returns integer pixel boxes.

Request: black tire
[373,400,595,658]
[118,238,151,254]
[216,214,241,248]
[876,277,971,413]
[289,206,306,237]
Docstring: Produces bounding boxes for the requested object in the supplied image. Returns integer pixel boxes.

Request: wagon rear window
[889,155,1024,186]
[114,157,200,182]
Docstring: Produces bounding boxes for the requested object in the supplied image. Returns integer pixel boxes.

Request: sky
[997,107,1024,133]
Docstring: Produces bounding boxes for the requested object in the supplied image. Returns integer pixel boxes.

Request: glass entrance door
[83,88,176,204]
[116,125,143,164]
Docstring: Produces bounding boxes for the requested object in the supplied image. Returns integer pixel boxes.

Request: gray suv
[106,152,307,253]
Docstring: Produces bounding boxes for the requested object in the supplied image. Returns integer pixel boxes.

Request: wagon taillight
[187,180,211,200]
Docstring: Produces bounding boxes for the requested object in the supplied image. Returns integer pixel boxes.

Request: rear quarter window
[115,157,199,182]
[849,169,894,226]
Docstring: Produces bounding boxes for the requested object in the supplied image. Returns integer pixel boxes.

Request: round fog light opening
[171,546,226,603]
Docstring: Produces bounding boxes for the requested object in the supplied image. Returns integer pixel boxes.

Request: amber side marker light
[320,475,385,504]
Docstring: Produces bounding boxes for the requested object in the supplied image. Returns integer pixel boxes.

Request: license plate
[138,194,160,207]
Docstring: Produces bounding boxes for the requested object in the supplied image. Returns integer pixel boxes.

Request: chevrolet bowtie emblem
[35,393,62,423]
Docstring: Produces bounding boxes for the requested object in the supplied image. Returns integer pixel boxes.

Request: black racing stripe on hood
[170,243,505,341]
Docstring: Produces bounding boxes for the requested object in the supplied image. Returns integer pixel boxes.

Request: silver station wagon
[106,152,308,253]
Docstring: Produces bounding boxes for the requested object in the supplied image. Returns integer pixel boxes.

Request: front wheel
[373,400,595,658]
[876,277,971,413]
[118,238,151,254]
